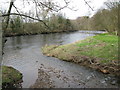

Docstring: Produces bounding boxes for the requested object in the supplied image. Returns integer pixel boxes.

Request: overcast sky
[62,0,107,19]
[0,0,107,19]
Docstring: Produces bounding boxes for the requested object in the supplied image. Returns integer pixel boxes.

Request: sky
[0,0,107,19]
[62,0,107,19]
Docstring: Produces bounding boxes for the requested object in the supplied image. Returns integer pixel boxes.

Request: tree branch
[84,0,94,11]
[1,13,49,29]
[5,1,14,29]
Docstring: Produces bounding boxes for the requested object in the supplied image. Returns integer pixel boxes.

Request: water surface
[2,31,118,88]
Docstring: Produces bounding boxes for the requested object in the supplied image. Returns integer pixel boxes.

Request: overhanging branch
[84,0,94,11]
[1,13,49,29]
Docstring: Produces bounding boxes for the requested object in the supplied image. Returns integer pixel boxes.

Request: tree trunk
[0,17,3,89]
[5,1,14,29]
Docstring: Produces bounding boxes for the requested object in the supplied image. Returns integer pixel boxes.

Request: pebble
[41,64,44,66]
[111,80,116,85]
[101,69,109,74]
[78,83,81,85]
[101,80,106,84]
[87,76,92,80]
[68,84,70,87]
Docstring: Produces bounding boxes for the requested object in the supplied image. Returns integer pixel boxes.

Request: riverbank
[2,66,23,88]
[5,29,78,37]
[42,33,120,76]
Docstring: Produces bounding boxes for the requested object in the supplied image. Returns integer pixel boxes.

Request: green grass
[42,33,119,76]
[76,33,118,63]
[2,66,23,87]
[43,33,118,64]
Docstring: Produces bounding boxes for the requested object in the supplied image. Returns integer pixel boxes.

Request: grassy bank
[42,33,120,76]
[2,66,23,88]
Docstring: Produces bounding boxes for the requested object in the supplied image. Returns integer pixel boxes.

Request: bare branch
[1,13,49,29]
[35,0,71,12]
[34,0,41,20]
[84,0,94,11]
[2,0,71,30]
[0,10,4,15]
[13,4,22,17]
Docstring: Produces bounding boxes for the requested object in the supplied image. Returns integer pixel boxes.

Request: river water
[2,31,119,88]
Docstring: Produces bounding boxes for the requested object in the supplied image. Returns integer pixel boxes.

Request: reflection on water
[2,31,118,88]
[5,31,95,49]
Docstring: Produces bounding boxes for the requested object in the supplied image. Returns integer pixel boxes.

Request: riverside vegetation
[2,66,23,88]
[42,33,120,76]
[2,1,119,37]
[2,0,120,88]
[3,14,75,37]
[42,1,120,77]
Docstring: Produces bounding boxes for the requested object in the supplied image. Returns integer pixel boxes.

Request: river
[2,31,119,88]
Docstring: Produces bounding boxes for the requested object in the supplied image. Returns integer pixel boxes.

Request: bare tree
[104,0,120,9]
[0,0,94,29]
[0,0,72,30]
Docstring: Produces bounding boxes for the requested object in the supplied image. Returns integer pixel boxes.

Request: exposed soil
[31,64,119,88]
[30,65,54,88]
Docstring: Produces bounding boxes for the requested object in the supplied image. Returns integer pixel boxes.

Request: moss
[2,66,23,88]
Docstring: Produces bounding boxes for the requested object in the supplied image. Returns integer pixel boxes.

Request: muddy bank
[31,64,119,88]
[43,45,120,76]
[30,64,54,88]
